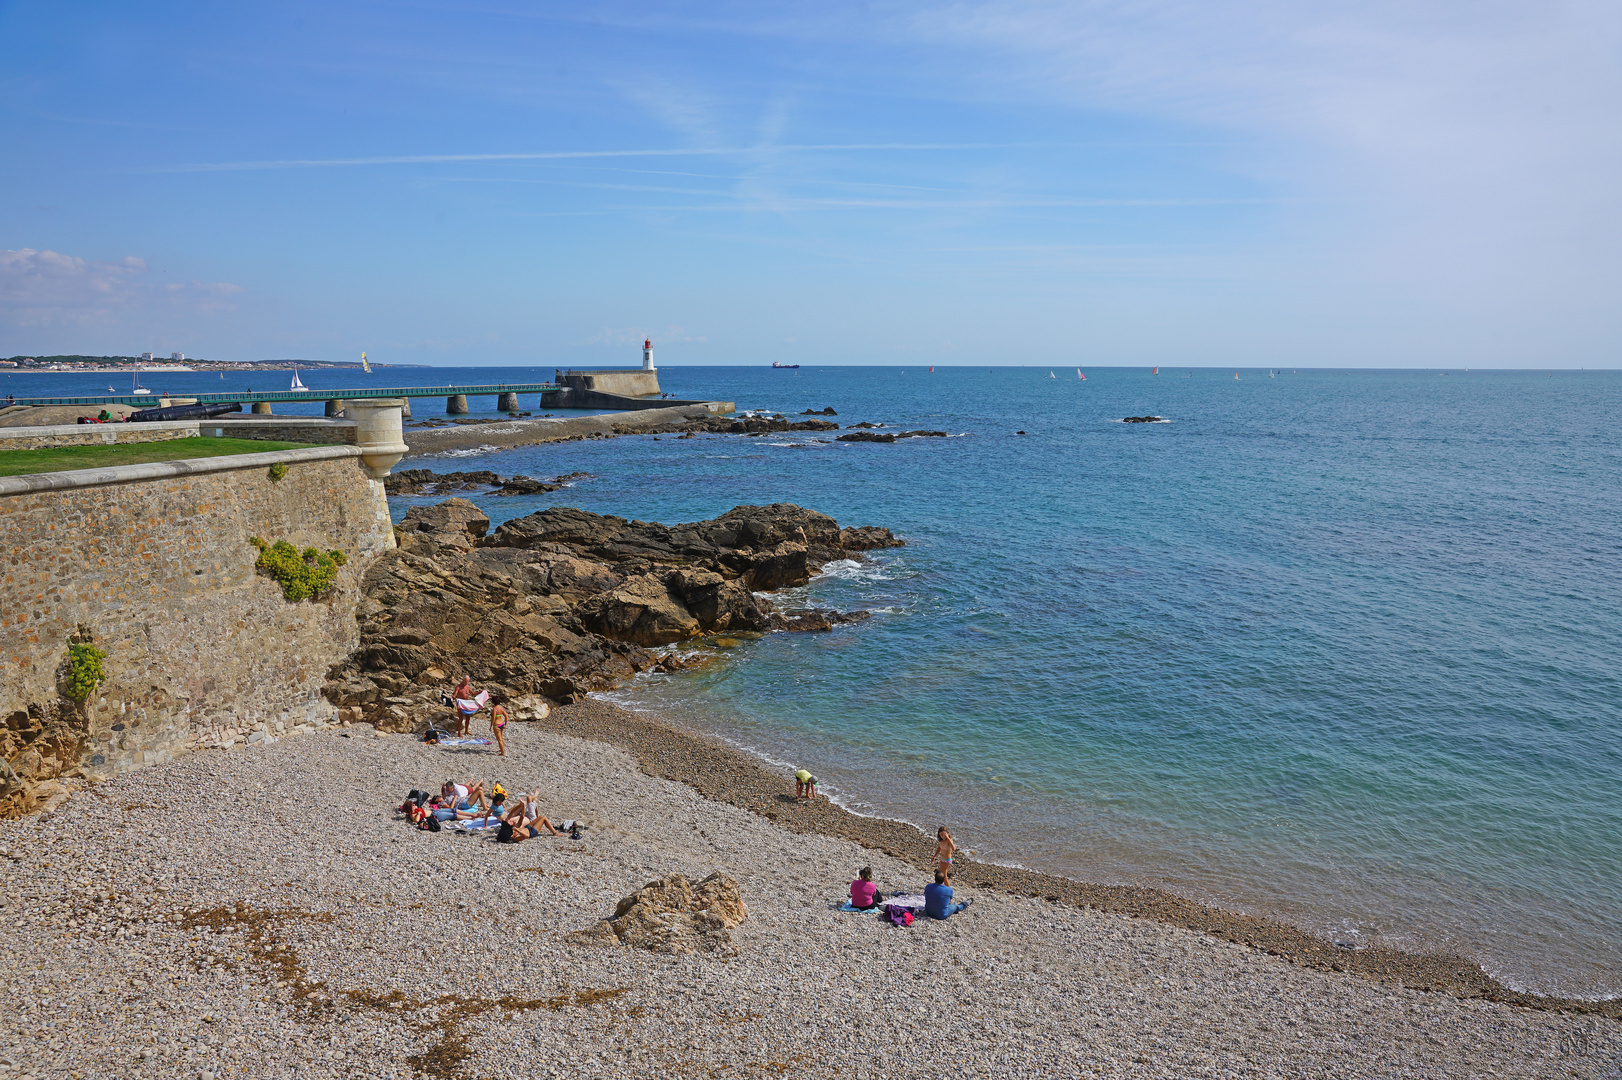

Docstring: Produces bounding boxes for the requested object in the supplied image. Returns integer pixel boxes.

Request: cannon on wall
[128,402,244,424]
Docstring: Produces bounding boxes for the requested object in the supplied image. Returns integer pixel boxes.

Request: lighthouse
[642,338,655,372]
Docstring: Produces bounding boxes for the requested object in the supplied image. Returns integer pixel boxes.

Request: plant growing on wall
[65,642,107,700]
[268,462,288,482]
[248,537,349,602]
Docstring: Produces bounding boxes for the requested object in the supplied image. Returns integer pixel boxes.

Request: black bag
[426,815,442,832]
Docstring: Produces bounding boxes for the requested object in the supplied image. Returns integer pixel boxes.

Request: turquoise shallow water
[14,363,1618,997]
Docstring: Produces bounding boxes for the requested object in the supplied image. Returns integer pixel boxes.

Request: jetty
[5,380,728,416]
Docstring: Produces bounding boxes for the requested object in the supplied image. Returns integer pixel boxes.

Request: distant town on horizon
[1,354,430,371]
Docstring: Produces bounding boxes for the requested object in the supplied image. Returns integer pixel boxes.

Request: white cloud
[0,249,243,326]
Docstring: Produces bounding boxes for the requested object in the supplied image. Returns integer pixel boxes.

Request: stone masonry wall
[0,453,394,812]
[0,423,199,451]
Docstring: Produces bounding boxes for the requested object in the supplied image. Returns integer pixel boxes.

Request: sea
[10,362,1621,999]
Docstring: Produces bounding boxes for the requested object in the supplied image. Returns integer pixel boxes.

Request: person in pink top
[849,866,880,909]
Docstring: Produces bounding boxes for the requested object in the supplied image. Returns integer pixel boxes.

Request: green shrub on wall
[65,642,107,700]
[268,462,288,482]
[248,537,349,602]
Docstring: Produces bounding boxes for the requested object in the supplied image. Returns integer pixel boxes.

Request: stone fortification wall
[0,420,201,451]
[208,418,357,445]
[0,447,395,813]
[556,369,662,398]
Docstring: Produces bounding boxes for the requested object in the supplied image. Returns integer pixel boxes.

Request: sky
[1,0,1619,368]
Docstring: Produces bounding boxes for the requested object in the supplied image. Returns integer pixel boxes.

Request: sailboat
[290,364,307,391]
[361,351,371,374]
[928,365,934,373]
[1076,369,1086,381]
[132,360,152,395]
[1269,369,1276,378]
[1047,371,1057,379]
[1152,366,1159,375]
[1234,371,1240,380]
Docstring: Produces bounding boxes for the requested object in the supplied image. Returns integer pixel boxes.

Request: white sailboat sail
[361,351,371,374]
[290,364,307,390]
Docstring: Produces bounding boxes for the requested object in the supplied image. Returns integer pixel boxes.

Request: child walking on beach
[935,826,958,885]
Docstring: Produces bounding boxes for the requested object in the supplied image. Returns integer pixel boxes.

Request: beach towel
[454,816,504,831]
[455,690,491,713]
[435,736,490,748]
[884,893,927,911]
[839,902,884,914]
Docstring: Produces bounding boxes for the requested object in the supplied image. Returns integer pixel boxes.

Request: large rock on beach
[323,502,899,727]
[570,872,748,956]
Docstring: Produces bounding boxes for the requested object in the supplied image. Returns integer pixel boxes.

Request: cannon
[128,402,244,423]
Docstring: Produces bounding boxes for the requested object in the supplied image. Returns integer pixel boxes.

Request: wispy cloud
[140,142,1049,173]
[0,249,241,326]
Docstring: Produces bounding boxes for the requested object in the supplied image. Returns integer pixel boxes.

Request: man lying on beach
[433,778,490,821]
[923,872,973,920]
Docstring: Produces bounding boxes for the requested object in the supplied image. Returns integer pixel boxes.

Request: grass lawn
[0,437,317,477]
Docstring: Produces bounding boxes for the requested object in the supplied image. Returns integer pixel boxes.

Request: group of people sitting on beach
[844,827,973,922]
[398,778,581,844]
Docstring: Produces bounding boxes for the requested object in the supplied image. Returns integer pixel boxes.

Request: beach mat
[839,902,883,914]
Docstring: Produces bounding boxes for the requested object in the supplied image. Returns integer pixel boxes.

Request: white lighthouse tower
[642,338,655,371]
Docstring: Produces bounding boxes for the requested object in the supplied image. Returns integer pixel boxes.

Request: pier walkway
[5,382,559,411]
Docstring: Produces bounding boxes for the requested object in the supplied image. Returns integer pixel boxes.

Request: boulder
[570,872,747,956]
[395,498,490,554]
[837,431,896,443]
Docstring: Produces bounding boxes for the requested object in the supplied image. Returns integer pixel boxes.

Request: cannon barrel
[128,402,244,423]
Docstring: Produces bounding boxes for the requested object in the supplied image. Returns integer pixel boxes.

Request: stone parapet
[0,420,201,452]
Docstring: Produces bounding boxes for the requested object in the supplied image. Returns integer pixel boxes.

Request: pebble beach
[3,704,1619,1080]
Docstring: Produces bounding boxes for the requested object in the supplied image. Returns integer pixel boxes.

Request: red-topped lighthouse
[642,338,654,372]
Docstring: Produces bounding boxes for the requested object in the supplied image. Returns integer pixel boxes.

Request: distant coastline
[2,355,431,371]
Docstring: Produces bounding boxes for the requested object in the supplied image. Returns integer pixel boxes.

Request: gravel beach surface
[3,714,1619,1080]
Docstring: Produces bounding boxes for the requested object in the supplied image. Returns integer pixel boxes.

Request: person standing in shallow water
[935,826,958,885]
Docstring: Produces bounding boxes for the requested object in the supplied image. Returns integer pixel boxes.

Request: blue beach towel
[839,902,883,914]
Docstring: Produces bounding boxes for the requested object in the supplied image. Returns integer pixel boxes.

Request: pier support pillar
[399,398,411,418]
[446,394,469,415]
[497,392,520,412]
[252,402,273,415]
[324,399,343,417]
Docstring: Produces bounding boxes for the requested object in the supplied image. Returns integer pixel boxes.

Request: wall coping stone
[0,419,204,441]
[0,443,366,496]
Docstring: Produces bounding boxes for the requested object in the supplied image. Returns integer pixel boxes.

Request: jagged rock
[570,872,747,956]
[325,503,898,720]
[837,431,896,443]
[846,421,886,429]
[395,498,490,554]
[897,430,949,439]
[1122,415,1164,423]
[800,407,837,415]
[507,694,551,720]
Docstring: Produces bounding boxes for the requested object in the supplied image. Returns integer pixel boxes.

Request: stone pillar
[399,398,411,418]
[325,399,343,417]
[447,394,469,415]
[252,402,273,415]
[497,392,520,412]
[344,399,410,479]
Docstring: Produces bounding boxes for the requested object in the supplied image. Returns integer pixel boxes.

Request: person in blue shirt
[923,871,974,919]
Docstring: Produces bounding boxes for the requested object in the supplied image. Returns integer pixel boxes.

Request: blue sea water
[11,362,1620,998]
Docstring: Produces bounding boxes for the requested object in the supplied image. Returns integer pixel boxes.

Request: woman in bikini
[500,790,561,841]
[935,826,958,885]
[489,697,509,757]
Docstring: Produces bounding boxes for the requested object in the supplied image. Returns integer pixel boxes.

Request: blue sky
[2,0,1618,367]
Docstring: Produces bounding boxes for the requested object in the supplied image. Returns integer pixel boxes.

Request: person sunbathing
[499,790,561,841]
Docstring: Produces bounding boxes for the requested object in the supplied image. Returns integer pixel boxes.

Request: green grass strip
[0,437,318,477]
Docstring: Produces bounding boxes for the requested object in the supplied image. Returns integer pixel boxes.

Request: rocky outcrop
[613,415,839,436]
[800,407,837,415]
[1122,416,1165,423]
[383,469,590,497]
[570,872,747,956]
[323,501,901,728]
[837,430,948,444]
